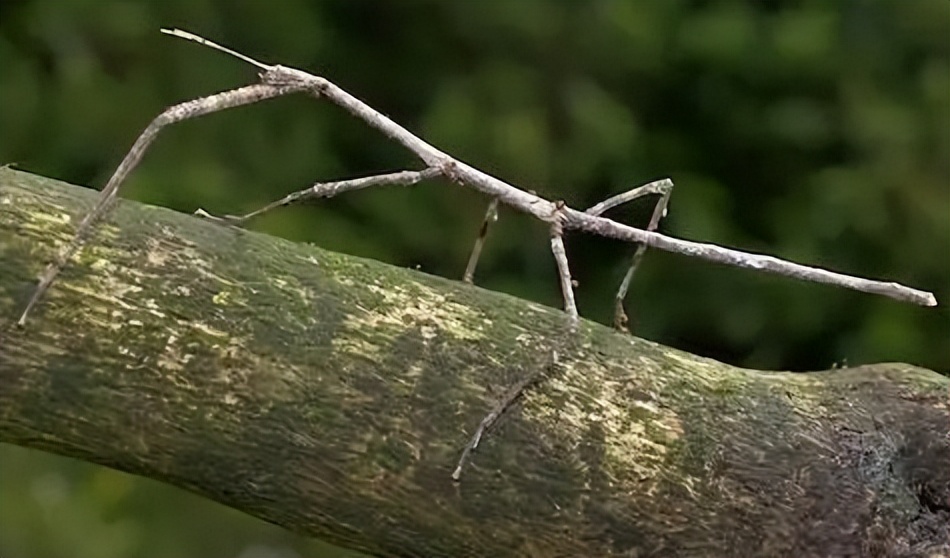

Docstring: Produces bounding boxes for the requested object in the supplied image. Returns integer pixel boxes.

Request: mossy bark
[1,168,947,557]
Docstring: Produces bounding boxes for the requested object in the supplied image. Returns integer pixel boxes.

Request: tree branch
[2,169,948,558]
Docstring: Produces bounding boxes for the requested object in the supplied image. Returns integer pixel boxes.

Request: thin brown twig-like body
[17,82,305,325]
[615,188,672,330]
[549,203,579,326]
[587,179,674,331]
[550,233,578,325]
[17,28,937,326]
[463,198,499,284]
[204,31,933,308]
[216,168,443,224]
[585,178,673,217]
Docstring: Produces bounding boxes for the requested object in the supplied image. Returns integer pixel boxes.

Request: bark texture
[1,168,948,558]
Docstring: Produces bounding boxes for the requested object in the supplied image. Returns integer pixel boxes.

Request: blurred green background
[1,1,947,557]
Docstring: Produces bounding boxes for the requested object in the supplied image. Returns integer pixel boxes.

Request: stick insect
[17,29,937,331]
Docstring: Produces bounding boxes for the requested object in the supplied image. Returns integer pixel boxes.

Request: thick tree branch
[1,169,948,558]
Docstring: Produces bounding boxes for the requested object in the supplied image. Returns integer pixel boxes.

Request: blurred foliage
[0,0,947,556]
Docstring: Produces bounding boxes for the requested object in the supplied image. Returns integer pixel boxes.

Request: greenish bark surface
[1,168,947,557]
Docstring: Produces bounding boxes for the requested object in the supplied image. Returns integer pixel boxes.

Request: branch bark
[1,168,948,558]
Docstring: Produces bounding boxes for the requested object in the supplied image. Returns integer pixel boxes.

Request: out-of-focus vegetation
[1,1,947,556]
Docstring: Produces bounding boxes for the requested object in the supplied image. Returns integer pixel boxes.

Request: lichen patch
[526,359,685,490]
